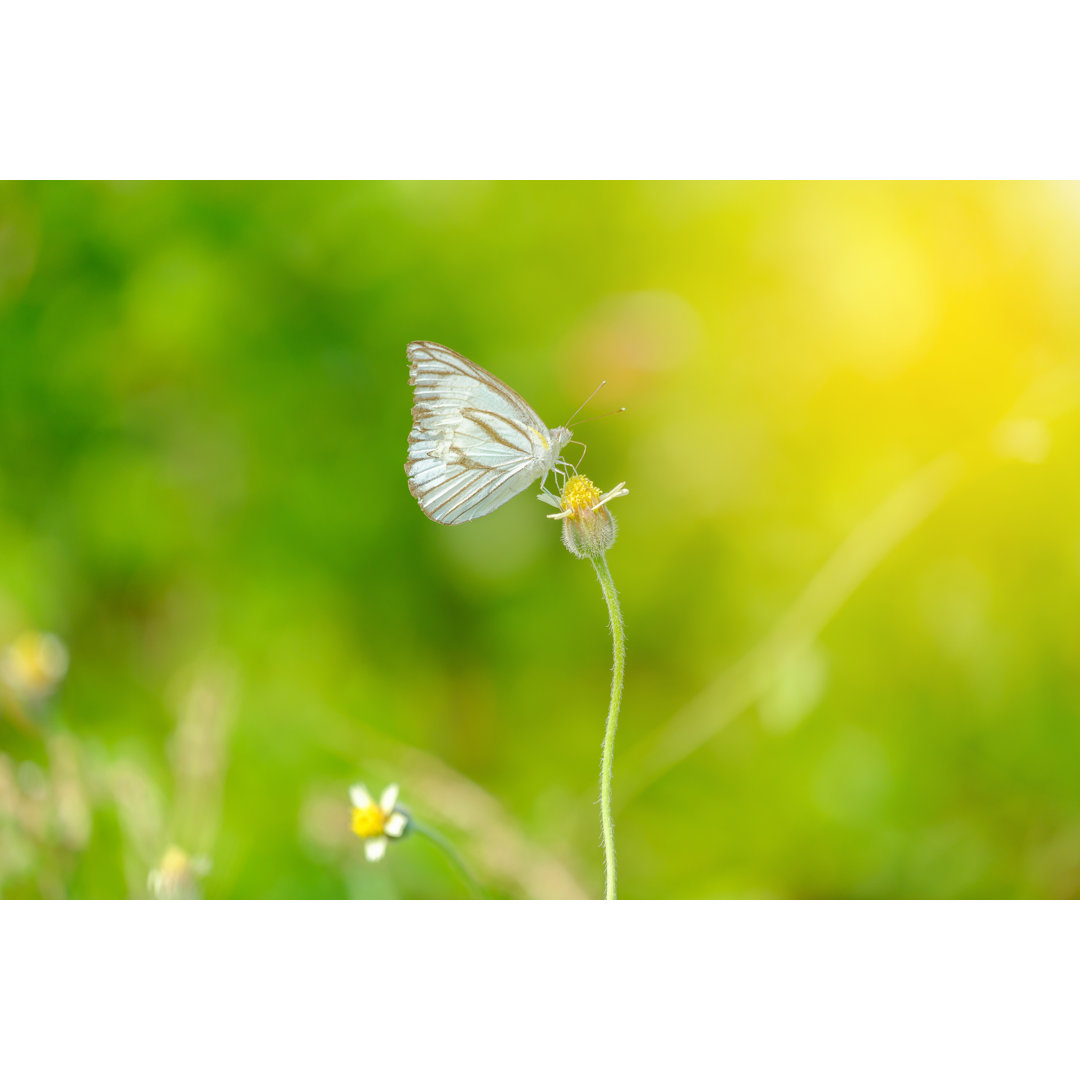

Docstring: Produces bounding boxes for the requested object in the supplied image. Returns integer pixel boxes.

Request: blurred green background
[2,181,1080,899]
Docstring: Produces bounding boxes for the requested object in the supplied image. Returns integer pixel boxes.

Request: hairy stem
[591,552,625,900]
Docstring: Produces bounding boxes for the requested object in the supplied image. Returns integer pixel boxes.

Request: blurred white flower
[0,631,69,701]
[350,782,409,861]
[147,845,211,900]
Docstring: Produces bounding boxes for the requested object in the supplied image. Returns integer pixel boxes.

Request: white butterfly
[405,340,573,525]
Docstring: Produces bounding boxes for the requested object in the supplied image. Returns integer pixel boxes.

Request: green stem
[591,552,625,901]
[408,818,485,899]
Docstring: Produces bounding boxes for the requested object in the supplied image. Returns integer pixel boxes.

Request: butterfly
[405,340,573,525]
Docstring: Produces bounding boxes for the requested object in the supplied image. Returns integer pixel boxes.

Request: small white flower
[539,478,629,518]
[350,782,409,861]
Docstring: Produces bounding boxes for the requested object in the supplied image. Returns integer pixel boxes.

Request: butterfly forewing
[405,341,563,525]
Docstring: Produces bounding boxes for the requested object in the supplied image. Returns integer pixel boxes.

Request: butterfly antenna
[563,380,607,428]
[570,405,627,427]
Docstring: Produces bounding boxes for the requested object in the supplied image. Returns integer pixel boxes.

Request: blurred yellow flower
[147,845,211,900]
[0,631,69,701]
[350,782,408,861]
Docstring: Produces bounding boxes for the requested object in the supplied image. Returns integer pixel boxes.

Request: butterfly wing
[406,341,557,525]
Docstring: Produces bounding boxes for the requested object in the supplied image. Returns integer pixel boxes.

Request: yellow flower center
[351,804,387,839]
[560,474,603,518]
[159,845,191,876]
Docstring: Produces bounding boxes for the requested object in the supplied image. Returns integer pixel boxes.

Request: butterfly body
[406,341,572,525]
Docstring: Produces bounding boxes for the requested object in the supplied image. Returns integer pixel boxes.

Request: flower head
[147,845,211,900]
[350,782,409,861]
[0,631,69,702]
[540,475,629,559]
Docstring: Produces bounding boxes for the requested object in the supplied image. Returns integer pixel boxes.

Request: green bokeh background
[2,181,1080,898]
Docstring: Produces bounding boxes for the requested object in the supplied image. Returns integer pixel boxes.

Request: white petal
[596,482,629,507]
[350,783,373,809]
[365,837,388,862]
[379,783,399,814]
[384,812,407,838]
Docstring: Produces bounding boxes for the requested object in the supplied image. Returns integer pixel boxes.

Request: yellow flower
[0,631,69,701]
[147,845,211,899]
[350,782,409,861]
[540,475,629,558]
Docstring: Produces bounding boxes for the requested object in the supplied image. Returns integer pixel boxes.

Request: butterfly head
[551,426,573,454]
[547,425,574,470]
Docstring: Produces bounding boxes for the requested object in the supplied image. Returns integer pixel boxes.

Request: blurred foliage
[2,181,1080,898]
